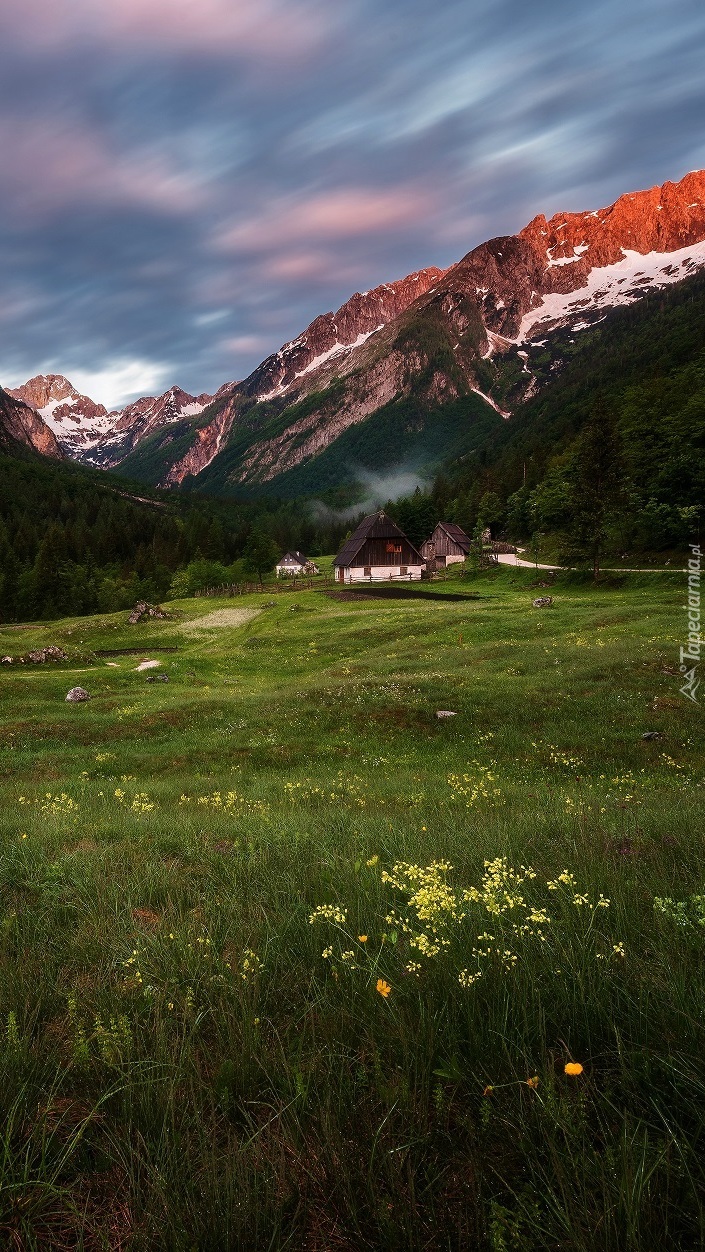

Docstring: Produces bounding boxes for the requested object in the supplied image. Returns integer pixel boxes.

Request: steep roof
[436,521,472,552]
[277,550,307,564]
[334,510,421,566]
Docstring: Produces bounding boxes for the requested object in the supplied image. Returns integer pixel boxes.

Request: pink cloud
[0,118,205,220]
[259,251,336,282]
[216,187,436,254]
[0,0,329,61]
[219,334,272,355]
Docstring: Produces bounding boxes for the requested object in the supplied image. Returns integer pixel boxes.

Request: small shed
[420,522,472,569]
[333,510,424,583]
[276,550,319,577]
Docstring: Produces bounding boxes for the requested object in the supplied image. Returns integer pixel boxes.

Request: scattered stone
[135,659,161,671]
[128,601,169,625]
[532,596,553,608]
[641,730,662,740]
[26,646,68,663]
[65,687,90,702]
[146,673,169,683]
[436,710,457,718]
[1,656,12,665]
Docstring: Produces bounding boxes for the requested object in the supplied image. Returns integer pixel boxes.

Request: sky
[1,0,704,409]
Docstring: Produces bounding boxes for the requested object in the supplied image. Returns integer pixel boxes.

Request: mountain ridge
[7,169,705,493]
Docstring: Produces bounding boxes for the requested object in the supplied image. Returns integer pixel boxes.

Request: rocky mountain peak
[9,373,108,418]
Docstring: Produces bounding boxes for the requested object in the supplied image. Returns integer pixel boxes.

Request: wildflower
[376,978,392,998]
[482,1085,494,1097]
[366,855,379,867]
[612,942,626,958]
[525,1076,539,1089]
[309,904,347,925]
[564,1062,584,1076]
[358,935,368,943]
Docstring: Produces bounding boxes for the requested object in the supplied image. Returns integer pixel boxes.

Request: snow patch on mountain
[519,240,705,341]
[258,326,385,401]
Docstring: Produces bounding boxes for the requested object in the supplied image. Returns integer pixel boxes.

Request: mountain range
[4,168,705,497]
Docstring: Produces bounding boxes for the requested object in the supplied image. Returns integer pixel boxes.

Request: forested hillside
[388,268,705,557]
[0,453,348,621]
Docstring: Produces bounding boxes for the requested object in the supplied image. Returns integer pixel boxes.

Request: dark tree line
[0,456,352,621]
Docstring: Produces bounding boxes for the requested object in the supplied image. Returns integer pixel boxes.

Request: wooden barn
[333,510,424,583]
[276,551,319,577]
[420,522,472,569]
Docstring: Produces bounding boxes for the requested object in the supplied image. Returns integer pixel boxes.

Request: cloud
[0,118,206,222]
[219,335,272,356]
[215,187,436,255]
[0,0,332,62]
[67,360,173,410]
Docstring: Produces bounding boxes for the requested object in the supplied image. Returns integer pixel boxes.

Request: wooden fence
[194,576,332,598]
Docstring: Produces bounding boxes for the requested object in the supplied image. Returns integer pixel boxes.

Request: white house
[276,550,319,577]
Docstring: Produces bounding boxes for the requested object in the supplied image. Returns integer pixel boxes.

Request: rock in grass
[532,596,553,608]
[65,687,90,702]
[436,710,457,718]
[146,674,169,683]
[641,730,662,740]
[27,646,68,663]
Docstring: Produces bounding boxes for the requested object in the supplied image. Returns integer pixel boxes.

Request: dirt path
[179,608,262,632]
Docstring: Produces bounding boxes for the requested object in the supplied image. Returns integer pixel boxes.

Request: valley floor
[0,566,703,1250]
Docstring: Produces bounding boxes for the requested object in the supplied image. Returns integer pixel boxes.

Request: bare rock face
[0,385,64,459]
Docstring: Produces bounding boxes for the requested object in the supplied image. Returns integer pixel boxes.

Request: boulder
[146,673,169,683]
[1,656,13,665]
[532,596,553,608]
[128,601,169,624]
[65,687,90,702]
[27,646,68,663]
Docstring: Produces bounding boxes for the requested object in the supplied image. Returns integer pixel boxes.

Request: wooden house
[420,522,472,569]
[333,510,424,583]
[276,550,319,577]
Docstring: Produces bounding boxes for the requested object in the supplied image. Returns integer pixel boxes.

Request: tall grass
[0,567,703,1248]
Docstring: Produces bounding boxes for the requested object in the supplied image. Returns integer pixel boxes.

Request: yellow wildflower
[376,978,392,998]
[564,1062,584,1076]
[358,935,368,943]
[525,1076,539,1089]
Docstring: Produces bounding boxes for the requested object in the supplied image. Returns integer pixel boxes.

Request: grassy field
[0,565,703,1250]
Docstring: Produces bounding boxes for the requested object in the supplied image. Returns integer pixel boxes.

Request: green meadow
[0,566,703,1250]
